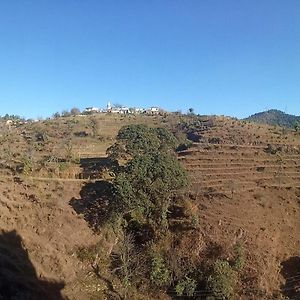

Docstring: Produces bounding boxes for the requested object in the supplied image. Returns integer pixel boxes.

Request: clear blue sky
[0,0,299,118]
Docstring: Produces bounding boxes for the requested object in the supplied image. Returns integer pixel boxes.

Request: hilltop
[0,112,299,299]
[244,109,300,128]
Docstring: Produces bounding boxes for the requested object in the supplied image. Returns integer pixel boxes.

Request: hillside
[0,113,299,299]
[244,109,300,128]
[178,116,300,299]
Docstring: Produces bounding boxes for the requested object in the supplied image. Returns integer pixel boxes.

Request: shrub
[175,276,197,297]
[61,110,71,117]
[274,295,289,300]
[113,233,145,289]
[233,242,245,271]
[294,121,300,132]
[176,141,193,152]
[208,137,221,144]
[190,214,200,229]
[150,254,171,287]
[21,155,33,175]
[58,162,69,172]
[207,260,237,300]
[52,112,60,118]
[265,144,277,155]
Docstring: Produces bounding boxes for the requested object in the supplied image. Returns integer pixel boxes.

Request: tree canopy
[108,124,188,228]
[107,124,177,160]
[113,152,188,224]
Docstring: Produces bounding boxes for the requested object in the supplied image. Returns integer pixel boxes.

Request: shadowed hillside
[0,230,65,300]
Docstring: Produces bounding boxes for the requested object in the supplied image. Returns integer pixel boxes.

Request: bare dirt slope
[0,177,101,299]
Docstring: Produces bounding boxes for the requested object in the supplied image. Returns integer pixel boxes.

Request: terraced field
[179,142,300,196]
[175,118,300,297]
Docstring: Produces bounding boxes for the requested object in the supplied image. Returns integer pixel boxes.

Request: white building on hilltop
[147,107,161,115]
[84,107,100,114]
[111,106,130,114]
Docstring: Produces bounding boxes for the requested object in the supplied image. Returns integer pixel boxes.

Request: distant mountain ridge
[244,109,300,128]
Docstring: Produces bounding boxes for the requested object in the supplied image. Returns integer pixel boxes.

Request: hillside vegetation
[0,113,299,299]
[244,109,300,128]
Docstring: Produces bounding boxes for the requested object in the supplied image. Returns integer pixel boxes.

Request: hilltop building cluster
[0,102,166,130]
[83,102,162,115]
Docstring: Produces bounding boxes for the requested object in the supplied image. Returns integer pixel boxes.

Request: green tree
[52,112,61,118]
[113,152,188,225]
[108,124,188,228]
[61,110,71,117]
[187,108,195,115]
[70,107,81,115]
[107,124,177,160]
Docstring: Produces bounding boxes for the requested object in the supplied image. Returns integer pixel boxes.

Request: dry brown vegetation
[0,113,299,299]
